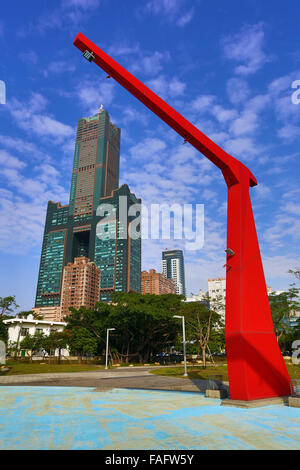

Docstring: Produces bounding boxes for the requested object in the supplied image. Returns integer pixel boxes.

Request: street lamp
[173,315,188,377]
[105,328,115,370]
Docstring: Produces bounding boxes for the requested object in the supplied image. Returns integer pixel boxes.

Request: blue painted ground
[0,386,299,449]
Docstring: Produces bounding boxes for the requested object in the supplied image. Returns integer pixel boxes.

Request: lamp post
[105,328,115,370]
[173,315,188,377]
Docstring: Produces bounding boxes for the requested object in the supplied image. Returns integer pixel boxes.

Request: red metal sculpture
[73,32,293,400]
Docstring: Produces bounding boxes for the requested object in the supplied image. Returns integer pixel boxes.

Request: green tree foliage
[0,296,19,318]
[42,331,68,363]
[181,299,224,367]
[65,293,183,363]
[20,332,45,362]
[288,269,300,282]
[269,284,300,350]
[65,327,98,361]
[0,319,8,343]
[110,292,182,363]
[16,310,43,320]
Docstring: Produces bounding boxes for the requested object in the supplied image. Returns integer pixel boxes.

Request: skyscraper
[95,184,141,302]
[60,257,101,318]
[162,249,186,297]
[35,107,141,310]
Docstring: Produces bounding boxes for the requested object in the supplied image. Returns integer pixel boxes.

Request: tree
[110,292,182,363]
[65,327,98,362]
[269,285,300,348]
[181,299,224,368]
[288,269,300,282]
[20,332,45,362]
[0,296,19,318]
[17,310,43,320]
[42,331,68,364]
[65,293,183,364]
[0,319,8,343]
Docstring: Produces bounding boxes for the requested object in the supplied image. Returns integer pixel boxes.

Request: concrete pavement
[0,366,229,393]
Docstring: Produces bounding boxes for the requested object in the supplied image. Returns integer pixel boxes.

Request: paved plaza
[0,367,228,393]
[0,385,299,450]
[0,369,299,450]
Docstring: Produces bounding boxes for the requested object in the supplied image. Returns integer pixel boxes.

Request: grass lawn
[0,362,104,376]
[150,362,300,381]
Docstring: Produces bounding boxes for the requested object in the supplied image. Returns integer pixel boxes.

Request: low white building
[208,278,226,318]
[185,290,207,302]
[4,314,68,357]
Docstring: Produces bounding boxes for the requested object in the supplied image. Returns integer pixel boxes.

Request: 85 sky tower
[35,106,141,309]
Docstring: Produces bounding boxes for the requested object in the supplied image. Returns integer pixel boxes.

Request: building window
[21,328,30,336]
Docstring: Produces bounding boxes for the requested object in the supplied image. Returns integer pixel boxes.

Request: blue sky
[0,0,300,311]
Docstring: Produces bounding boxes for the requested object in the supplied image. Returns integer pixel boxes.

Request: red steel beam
[73,32,293,401]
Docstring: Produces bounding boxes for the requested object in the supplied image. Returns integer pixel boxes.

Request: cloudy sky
[0,0,300,311]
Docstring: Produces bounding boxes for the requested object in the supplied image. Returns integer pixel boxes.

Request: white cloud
[222,23,272,75]
[278,124,300,141]
[176,8,194,27]
[191,94,216,113]
[139,0,194,27]
[109,43,140,57]
[62,0,100,7]
[281,202,300,216]
[76,78,115,115]
[0,135,50,161]
[224,137,260,158]
[146,75,186,99]
[19,50,38,65]
[145,0,184,17]
[226,78,250,105]
[263,255,300,282]
[6,93,74,145]
[0,150,26,169]
[45,61,76,76]
[212,105,238,124]
[0,154,69,254]
[130,51,170,77]
[230,110,258,136]
[129,137,167,161]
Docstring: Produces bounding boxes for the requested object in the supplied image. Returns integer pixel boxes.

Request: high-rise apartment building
[60,257,100,318]
[32,306,62,322]
[141,269,176,295]
[162,249,186,297]
[35,107,141,310]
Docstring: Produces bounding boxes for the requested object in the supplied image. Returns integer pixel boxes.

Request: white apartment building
[185,290,207,302]
[4,314,68,357]
[208,278,226,318]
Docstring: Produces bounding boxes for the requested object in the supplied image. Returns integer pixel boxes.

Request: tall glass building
[162,249,186,297]
[35,107,141,308]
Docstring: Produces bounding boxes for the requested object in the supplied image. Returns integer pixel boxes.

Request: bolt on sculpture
[73,32,293,401]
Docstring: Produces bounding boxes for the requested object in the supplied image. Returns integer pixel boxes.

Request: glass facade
[95,185,142,302]
[35,230,66,307]
[162,249,186,297]
[35,108,141,308]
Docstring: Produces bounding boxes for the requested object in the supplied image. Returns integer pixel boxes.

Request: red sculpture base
[226,332,292,400]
